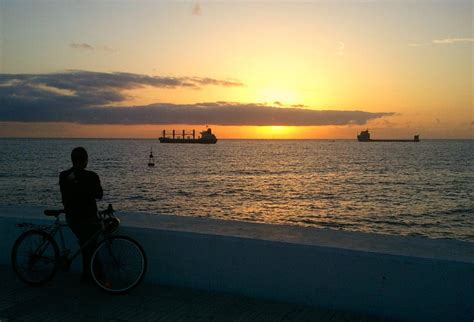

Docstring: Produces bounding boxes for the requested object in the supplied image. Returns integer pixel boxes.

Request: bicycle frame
[35,216,105,265]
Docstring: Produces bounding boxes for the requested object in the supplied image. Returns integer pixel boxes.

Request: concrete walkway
[0,266,394,322]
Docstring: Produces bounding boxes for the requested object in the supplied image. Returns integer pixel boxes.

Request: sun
[256,126,294,138]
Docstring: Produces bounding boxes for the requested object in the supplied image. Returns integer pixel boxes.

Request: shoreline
[0,204,472,263]
[0,202,472,243]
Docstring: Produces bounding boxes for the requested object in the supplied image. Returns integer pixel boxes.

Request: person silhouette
[59,147,103,283]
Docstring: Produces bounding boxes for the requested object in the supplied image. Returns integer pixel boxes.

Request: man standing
[59,147,103,282]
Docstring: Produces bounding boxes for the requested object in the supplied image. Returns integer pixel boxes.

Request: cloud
[432,38,474,44]
[369,118,398,128]
[70,43,94,50]
[0,70,243,95]
[409,38,474,47]
[0,100,393,126]
[0,71,393,126]
[192,2,202,16]
[189,77,243,87]
[69,43,114,52]
[408,43,424,47]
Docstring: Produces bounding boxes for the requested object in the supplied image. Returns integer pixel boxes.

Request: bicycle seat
[44,209,65,217]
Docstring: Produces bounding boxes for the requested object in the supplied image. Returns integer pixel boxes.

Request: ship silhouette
[159,128,217,144]
[357,129,419,142]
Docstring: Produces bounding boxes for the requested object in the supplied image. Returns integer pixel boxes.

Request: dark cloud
[70,43,94,50]
[190,77,243,87]
[0,71,393,126]
[70,43,114,52]
[0,70,243,94]
[75,103,393,126]
[0,70,243,102]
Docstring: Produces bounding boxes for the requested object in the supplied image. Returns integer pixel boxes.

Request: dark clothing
[59,167,103,220]
[59,167,103,277]
[67,218,102,278]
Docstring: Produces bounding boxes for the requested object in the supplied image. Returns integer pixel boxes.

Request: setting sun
[256,126,295,139]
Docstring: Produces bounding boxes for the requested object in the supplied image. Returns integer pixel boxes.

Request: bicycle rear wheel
[11,230,60,285]
[90,235,147,294]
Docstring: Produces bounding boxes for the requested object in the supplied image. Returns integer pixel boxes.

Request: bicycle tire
[90,235,147,294]
[11,229,60,286]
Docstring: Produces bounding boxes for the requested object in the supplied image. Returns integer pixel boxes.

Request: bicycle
[11,204,147,294]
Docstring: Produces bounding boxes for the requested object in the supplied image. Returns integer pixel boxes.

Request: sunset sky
[0,0,472,139]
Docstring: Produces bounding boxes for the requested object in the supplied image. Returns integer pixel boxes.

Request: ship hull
[159,138,217,144]
[357,130,419,142]
[358,139,419,142]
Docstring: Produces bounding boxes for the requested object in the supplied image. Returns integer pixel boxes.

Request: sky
[0,0,472,139]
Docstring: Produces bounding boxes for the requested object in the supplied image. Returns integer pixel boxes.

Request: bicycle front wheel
[90,235,147,294]
[11,230,60,286]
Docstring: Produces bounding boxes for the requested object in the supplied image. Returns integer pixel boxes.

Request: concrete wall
[1,205,473,322]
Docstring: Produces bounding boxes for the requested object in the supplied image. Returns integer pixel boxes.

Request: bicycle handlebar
[98,203,114,216]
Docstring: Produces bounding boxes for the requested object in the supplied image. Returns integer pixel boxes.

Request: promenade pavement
[0,266,394,322]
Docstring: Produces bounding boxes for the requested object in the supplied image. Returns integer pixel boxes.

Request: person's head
[71,147,88,169]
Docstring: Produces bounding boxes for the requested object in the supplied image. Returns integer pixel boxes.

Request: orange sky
[0,1,472,139]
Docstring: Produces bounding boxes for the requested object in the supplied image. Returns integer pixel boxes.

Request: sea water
[0,138,472,241]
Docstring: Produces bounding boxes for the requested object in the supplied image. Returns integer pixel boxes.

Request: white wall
[1,205,473,322]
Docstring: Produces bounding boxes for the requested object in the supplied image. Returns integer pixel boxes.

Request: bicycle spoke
[12,231,59,285]
[91,236,146,293]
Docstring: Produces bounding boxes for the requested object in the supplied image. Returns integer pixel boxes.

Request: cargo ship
[357,129,419,142]
[159,128,217,144]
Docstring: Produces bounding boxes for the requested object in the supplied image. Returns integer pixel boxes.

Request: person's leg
[80,221,102,279]
[66,216,102,280]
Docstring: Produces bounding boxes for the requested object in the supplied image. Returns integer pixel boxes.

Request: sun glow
[256,126,295,138]
[256,88,300,106]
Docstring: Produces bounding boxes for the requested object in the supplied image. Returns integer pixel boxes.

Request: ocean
[0,138,472,241]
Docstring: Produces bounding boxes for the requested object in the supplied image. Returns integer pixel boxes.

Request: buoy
[148,148,155,167]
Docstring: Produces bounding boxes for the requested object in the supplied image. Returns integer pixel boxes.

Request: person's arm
[93,173,103,200]
[59,172,68,208]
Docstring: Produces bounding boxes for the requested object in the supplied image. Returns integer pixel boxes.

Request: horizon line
[0,137,472,141]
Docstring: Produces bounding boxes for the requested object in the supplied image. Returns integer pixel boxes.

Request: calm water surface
[0,139,472,241]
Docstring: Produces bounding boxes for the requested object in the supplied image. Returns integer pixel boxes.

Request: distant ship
[159,128,218,144]
[357,129,419,142]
